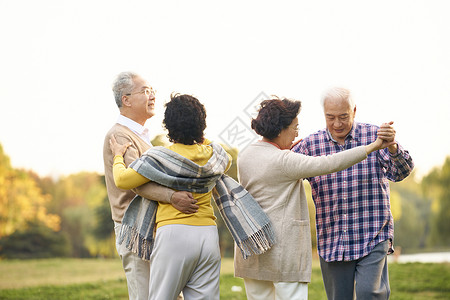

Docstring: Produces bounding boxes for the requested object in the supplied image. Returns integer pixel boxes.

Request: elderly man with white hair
[292,87,414,299]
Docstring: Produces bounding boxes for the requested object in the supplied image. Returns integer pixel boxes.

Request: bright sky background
[1,0,449,179]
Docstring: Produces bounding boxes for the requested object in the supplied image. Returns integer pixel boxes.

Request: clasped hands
[377,121,398,154]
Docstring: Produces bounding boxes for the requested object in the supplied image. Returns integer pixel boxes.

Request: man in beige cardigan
[103,71,198,300]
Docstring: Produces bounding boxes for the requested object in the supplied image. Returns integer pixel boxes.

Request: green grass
[0,258,448,299]
[387,263,450,299]
[0,258,124,289]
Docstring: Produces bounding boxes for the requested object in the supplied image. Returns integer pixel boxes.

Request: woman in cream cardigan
[235,98,395,300]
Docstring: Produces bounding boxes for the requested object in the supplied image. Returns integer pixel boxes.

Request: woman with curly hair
[110,93,229,300]
[235,98,395,300]
[110,93,275,300]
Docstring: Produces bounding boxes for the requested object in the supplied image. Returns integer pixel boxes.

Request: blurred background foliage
[0,138,449,259]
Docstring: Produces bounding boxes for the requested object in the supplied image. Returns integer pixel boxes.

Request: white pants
[244,278,308,300]
[149,224,221,300]
[114,221,151,300]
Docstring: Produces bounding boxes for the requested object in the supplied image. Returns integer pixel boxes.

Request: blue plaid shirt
[292,122,414,262]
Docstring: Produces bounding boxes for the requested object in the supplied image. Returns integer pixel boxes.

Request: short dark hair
[251,98,301,139]
[163,93,207,145]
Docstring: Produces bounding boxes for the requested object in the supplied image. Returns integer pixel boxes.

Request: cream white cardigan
[235,141,367,283]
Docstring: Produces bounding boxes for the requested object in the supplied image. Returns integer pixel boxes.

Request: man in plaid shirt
[292,87,414,299]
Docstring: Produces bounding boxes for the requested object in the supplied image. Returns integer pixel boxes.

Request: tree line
[0,140,449,259]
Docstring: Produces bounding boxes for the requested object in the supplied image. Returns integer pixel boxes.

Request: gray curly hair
[112,71,139,108]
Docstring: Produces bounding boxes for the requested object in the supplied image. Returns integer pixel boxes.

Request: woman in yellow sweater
[110,94,231,300]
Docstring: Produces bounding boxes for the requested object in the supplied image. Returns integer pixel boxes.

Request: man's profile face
[128,76,156,121]
[323,97,356,144]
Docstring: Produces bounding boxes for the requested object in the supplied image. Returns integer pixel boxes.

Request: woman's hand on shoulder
[110,134,132,157]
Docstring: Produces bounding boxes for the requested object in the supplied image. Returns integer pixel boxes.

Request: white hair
[112,71,139,108]
[320,87,356,110]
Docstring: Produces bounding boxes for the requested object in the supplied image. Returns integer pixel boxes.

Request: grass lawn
[0,258,448,299]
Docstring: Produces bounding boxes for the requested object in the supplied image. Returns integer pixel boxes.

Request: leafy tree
[0,144,60,238]
[0,221,71,259]
[93,195,114,240]
[62,205,92,257]
[90,193,116,258]
[390,190,402,221]
[53,172,110,257]
[391,173,430,251]
[422,157,450,247]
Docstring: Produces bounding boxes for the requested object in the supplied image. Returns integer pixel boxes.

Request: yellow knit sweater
[113,141,231,229]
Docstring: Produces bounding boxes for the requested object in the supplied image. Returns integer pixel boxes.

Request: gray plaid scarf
[118,142,275,261]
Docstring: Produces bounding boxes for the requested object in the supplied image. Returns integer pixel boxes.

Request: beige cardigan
[235,141,368,283]
[103,124,174,223]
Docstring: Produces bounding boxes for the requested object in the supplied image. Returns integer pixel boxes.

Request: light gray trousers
[320,240,390,300]
[148,224,221,300]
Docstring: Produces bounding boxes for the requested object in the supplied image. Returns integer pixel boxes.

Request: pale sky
[1,0,449,179]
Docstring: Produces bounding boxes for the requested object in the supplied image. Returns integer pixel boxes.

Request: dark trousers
[319,240,390,300]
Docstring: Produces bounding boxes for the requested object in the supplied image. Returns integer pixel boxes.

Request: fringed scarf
[118,142,275,260]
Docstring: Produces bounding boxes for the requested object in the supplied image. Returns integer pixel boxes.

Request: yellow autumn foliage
[0,145,60,238]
